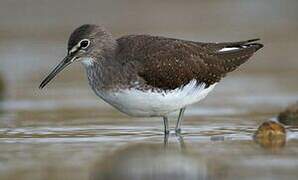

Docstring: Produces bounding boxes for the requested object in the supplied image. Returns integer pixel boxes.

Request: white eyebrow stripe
[69,44,80,54]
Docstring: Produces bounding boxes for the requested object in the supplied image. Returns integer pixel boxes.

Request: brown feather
[116,35,263,90]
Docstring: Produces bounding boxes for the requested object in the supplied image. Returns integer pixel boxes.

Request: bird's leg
[175,107,186,134]
[164,132,169,147]
[163,116,170,134]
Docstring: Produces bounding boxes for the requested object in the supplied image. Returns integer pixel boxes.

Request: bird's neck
[82,53,125,93]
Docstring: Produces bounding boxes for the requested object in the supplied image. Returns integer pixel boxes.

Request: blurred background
[0,0,298,179]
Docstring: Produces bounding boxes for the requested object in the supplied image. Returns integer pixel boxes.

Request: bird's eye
[79,39,90,49]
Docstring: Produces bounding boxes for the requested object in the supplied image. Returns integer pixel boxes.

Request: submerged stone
[254,121,286,150]
[278,102,298,125]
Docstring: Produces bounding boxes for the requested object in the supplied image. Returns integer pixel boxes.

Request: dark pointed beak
[39,55,75,89]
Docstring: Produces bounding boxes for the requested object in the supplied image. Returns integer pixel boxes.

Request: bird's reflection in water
[90,123,292,180]
[90,134,207,180]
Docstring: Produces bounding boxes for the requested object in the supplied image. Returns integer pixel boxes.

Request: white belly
[96,80,216,117]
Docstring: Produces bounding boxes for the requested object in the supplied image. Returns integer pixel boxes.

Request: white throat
[81,57,95,67]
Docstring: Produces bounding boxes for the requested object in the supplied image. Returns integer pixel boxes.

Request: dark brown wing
[116,35,263,90]
[199,40,263,86]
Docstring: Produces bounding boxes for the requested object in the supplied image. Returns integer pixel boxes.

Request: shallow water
[1,0,298,179]
[1,65,298,179]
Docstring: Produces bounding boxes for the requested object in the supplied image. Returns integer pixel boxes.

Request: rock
[254,121,286,150]
[278,102,298,125]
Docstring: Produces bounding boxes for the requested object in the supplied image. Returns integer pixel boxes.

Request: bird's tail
[218,38,263,51]
[215,39,263,72]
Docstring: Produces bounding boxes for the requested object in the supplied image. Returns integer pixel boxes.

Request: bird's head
[39,24,116,89]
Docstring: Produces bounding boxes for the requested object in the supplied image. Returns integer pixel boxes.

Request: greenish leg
[175,107,186,134]
[163,116,170,134]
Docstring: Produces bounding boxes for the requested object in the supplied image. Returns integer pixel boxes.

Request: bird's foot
[175,128,181,135]
[164,129,170,135]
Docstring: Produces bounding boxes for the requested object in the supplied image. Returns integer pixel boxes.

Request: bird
[39,24,263,134]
